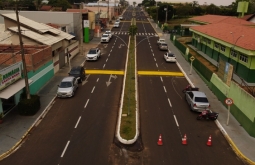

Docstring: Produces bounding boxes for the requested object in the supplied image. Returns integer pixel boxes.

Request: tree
[48,0,71,11]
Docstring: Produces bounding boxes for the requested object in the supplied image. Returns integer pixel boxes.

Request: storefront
[0,62,32,117]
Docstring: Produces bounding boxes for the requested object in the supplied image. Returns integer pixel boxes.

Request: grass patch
[120,36,137,140]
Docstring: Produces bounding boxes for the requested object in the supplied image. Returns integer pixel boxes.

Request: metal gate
[59,50,65,69]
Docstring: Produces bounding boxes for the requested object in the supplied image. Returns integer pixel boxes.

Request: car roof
[71,66,82,70]
[191,91,207,97]
[62,76,75,82]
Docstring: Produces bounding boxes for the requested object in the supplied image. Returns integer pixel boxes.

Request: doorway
[2,96,15,115]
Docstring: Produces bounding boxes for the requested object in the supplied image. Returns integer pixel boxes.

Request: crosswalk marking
[112,32,158,36]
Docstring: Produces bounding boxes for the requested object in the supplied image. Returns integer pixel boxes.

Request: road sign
[190,56,195,61]
[225,98,233,105]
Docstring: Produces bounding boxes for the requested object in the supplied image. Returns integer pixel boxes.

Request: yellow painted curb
[86,70,124,75]
[138,71,184,76]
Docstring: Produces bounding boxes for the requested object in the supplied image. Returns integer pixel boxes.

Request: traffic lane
[103,35,129,70]
[84,39,113,70]
[161,76,244,165]
[59,75,123,165]
[147,37,181,72]
[111,22,131,33]
[139,76,192,164]
[142,21,158,34]
[0,76,101,165]
[136,36,159,71]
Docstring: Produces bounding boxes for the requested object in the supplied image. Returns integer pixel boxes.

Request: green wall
[28,61,54,94]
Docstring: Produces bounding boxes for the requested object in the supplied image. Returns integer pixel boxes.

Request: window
[215,43,219,49]
[230,49,238,58]
[220,45,225,52]
[207,39,211,44]
[239,53,248,63]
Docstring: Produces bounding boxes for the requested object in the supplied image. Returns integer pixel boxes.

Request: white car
[86,48,101,61]
[119,16,123,20]
[57,76,79,98]
[164,52,176,62]
[105,30,112,39]
[101,33,110,43]
[113,22,120,27]
[157,38,165,45]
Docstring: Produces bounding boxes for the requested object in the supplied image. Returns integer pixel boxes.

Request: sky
[130,0,235,6]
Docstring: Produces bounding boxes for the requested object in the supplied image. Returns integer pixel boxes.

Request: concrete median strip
[86,70,124,75]
[138,71,184,76]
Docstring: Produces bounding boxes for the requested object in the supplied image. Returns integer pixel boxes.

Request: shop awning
[0,79,33,99]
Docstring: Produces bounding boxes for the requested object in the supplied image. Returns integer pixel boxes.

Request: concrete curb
[0,96,57,161]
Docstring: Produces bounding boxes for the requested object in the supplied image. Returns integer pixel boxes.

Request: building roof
[190,22,255,50]
[189,14,254,26]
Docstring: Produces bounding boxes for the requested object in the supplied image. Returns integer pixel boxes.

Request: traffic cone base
[182,134,187,145]
[207,135,212,146]
[157,134,163,146]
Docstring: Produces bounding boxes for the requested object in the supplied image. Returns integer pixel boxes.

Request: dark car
[68,66,86,83]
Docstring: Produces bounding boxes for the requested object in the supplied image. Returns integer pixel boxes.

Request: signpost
[189,56,195,75]
[225,98,233,125]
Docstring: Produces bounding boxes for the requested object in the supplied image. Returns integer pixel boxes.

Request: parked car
[86,48,101,61]
[158,42,168,51]
[157,38,165,45]
[115,19,120,23]
[57,76,79,98]
[164,52,176,62]
[119,15,123,20]
[101,33,110,43]
[105,30,112,39]
[113,22,120,28]
[68,66,86,83]
[184,91,210,112]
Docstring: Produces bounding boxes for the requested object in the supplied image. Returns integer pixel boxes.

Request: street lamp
[164,6,168,23]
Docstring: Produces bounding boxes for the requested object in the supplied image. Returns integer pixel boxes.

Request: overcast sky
[130,0,235,6]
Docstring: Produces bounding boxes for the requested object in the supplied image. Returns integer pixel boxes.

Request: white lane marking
[91,86,95,93]
[103,64,106,68]
[84,99,89,108]
[74,116,81,128]
[156,63,158,67]
[108,54,110,57]
[151,49,153,52]
[106,58,108,62]
[160,77,163,82]
[112,46,114,49]
[110,50,112,52]
[168,98,172,107]
[61,141,70,157]
[150,46,151,49]
[152,53,154,56]
[97,78,99,82]
[163,86,167,93]
[154,58,156,61]
[174,115,179,127]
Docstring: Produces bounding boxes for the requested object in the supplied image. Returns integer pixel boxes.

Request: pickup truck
[157,38,165,45]
[101,33,110,43]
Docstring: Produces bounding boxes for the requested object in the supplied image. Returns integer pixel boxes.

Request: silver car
[185,91,210,112]
[158,42,168,51]
[57,76,79,98]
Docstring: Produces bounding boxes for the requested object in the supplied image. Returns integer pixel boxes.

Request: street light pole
[164,5,168,23]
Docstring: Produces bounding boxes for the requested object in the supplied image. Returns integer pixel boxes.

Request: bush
[18,94,41,116]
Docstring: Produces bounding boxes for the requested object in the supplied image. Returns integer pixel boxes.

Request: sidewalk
[0,39,100,160]
[149,19,255,164]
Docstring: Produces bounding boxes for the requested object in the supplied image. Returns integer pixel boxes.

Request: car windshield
[195,97,208,103]
[59,81,72,88]
[167,53,175,57]
[102,34,108,37]
[161,43,167,46]
[88,50,97,54]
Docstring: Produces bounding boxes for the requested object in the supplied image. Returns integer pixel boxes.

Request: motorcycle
[182,85,199,93]
[197,110,219,121]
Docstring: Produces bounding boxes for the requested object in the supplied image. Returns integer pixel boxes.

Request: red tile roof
[190,23,255,50]
[189,14,253,25]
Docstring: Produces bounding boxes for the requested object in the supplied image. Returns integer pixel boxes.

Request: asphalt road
[0,6,245,165]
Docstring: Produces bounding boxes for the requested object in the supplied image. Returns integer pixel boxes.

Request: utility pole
[108,0,110,22]
[74,2,84,57]
[15,2,31,99]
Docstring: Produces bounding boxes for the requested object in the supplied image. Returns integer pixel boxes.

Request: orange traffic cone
[207,135,212,146]
[182,134,187,145]
[157,134,163,146]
